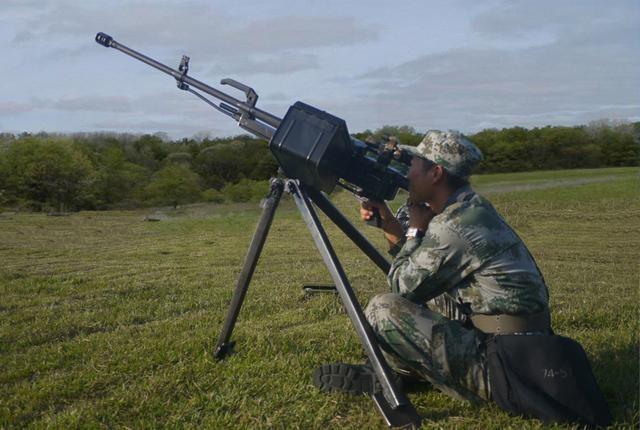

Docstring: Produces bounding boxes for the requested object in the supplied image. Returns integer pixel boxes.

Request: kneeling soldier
[314,130,551,403]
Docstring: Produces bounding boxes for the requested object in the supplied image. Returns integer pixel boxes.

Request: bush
[202,188,225,204]
[92,145,151,208]
[0,136,96,211]
[221,179,270,203]
[165,152,193,166]
[143,164,202,208]
[0,122,637,212]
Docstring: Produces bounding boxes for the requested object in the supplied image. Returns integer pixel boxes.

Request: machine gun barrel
[95,32,281,137]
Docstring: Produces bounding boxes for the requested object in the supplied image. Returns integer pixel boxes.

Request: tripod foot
[213,340,236,360]
[371,391,422,429]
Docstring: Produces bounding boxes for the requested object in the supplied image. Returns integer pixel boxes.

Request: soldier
[313,130,551,404]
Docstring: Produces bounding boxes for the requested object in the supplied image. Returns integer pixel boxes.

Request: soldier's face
[407,157,436,203]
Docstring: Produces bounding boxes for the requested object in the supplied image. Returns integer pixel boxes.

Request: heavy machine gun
[95,32,421,428]
[94,32,411,203]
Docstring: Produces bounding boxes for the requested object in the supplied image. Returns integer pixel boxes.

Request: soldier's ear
[431,164,446,184]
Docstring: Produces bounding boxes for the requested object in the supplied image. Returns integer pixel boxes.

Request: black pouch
[486,333,612,427]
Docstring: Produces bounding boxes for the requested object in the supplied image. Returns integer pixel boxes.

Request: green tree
[373,125,424,146]
[588,122,639,166]
[221,178,270,202]
[194,142,245,187]
[125,134,170,170]
[165,152,193,166]
[1,137,96,211]
[143,164,202,208]
[93,145,151,207]
[249,153,278,180]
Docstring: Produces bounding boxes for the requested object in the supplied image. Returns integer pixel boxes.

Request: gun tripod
[213,177,421,428]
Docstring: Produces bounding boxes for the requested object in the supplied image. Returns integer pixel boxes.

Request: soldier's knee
[365,293,409,329]
[365,293,396,315]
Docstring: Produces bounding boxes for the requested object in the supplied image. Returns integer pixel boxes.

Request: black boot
[313,362,403,395]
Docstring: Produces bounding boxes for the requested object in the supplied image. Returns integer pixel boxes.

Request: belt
[470,309,551,334]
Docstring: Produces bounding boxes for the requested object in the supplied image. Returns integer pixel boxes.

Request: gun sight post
[176,55,190,90]
[221,78,258,108]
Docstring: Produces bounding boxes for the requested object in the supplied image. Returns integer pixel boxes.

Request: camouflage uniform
[364,131,550,403]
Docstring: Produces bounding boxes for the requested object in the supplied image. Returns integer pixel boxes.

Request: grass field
[1,166,638,429]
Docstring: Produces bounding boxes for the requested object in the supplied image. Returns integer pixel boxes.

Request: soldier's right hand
[361,200,404,242]
[360,200,394,224]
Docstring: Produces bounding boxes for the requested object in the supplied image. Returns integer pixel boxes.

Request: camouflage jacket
[388,186,549,316]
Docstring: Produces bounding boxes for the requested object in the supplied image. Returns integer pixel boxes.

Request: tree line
[0,120,637,212]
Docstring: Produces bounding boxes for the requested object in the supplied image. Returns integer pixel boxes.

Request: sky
[1,0,639,139]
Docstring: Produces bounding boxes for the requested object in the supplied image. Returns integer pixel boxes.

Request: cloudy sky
[1,0,639,139]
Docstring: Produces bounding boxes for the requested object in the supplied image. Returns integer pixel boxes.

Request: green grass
[1,166,638,429]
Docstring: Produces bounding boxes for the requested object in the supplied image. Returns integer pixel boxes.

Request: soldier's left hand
[408,201,435,230]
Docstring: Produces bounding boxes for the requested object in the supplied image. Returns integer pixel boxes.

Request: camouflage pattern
[388,186,549,314]
[365,293,490,403]
[366,185,549,402]
[400,130,483,179]
[391,201,469,320]
[394,200,411,233]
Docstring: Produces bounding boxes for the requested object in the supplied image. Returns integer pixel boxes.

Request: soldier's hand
[408,201,436,230]
[360,200,405,248]
[360,200,393,223]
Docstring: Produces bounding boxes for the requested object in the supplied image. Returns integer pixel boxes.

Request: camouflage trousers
[364,293,490,403]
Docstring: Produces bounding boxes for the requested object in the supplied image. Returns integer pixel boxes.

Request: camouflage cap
[401,130,483,179]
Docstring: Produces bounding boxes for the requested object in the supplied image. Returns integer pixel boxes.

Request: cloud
[3,1,377,82]
[265,92,289,101]
[353,1,640,131]
[210,52,319,75]
[0,101,36,115]
[0,96,139,114]
[50,96,134,112]
[219,15,376,53]
[2,0,638,138]
[471,0,639,41]
[9,1,377,56]
[12,30,36,43]
[2,0,43,6]
[89,117,234,138]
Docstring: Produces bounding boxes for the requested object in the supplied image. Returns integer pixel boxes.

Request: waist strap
[471,309,551,334]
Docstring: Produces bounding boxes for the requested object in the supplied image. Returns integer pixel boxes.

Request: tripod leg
[306,188,390,274]
[213,178,284,359]
[288,181,421,428]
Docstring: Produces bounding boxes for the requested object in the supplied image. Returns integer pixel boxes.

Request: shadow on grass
[588,340,639,425]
